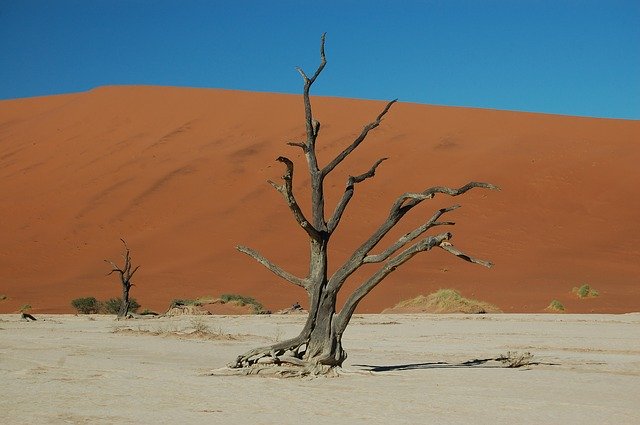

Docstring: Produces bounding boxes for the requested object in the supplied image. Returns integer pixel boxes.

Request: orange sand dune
[1,86,638,314]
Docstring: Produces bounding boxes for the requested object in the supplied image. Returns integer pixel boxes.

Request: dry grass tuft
[497,351,534,368]
[387,289,501,314]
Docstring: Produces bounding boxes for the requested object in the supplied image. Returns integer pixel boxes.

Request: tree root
[209,363,341,378]
[229,337,309,369]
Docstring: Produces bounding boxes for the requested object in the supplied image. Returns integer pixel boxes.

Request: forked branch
[322,99,397,177]
[363,205,460,263]
[267,156,321,240]
[296,33,327,148]
[237,246,309,290]
[328,182,498,291]
[335,232,492,333]
[327,157,388,233]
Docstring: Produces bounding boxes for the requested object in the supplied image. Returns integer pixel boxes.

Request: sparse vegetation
[546,299,565,312]
[19,304,32,313]
[189,316,211,333]
[71,297,101,314]
[390,289,501,314]
[497,351,534,368]
[71,297,141,315]
[573,284,598,298]
[0,294,7,301]
[139,309,159,316]
[103,297,141,314]
[219,294,265,313]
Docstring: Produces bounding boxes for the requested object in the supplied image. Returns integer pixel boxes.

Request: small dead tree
[104,239,140,319]
[228,34,498,376]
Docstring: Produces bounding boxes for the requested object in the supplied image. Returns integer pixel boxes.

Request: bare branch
[295,67,309,81]
[327,157,388,233]
[297,33,327,148]
[308,33,327,85]
[237,245,308,289]
[352,157,388,183]
[129,265,141,279]
[286,141,308,152]
[438,241,493,268]
[335,232,453,332]
[268,156,321,240]
[393,182,500,211]
[104,259,123,275]
[328,182,497,292]
[363,205,460,263]
[322,99,397,177]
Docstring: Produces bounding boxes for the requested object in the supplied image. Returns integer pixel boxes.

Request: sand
[1,313,639,424]
[1,86,640,314]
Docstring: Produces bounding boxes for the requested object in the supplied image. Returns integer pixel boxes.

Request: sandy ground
[1,313,639,424]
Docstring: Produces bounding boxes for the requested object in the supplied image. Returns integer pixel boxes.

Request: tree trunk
[301,238,345,366]
[304,294,346,366]
[118,283,130,319]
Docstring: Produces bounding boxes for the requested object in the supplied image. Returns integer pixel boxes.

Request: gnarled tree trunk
[228,34,497,376]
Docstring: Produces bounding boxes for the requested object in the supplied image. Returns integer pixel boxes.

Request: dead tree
[105,239,140,319]
[229,34,498,376]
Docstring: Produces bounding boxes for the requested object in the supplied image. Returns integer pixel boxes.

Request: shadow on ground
[353,356,552,372]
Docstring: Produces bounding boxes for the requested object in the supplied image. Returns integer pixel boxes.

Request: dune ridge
[1,85,639,313]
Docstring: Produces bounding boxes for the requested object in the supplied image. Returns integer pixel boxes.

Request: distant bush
[71,297,100,314]
[102,297,141,314]
[573,284,598,298]
[220,294,265,313]
[546,299,565,312]
[0,294,7,301]
[139,309,159,316]
[19,304,32,313]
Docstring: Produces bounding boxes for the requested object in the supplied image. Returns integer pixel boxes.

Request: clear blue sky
[1,0,639,119]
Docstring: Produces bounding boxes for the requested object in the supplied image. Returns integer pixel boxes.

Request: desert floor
[1,313,639,424]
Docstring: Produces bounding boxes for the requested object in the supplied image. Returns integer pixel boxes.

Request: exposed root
[230,337,309,369]
[209,363,341,378]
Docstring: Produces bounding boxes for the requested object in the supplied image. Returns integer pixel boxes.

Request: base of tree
[209,363,341,378]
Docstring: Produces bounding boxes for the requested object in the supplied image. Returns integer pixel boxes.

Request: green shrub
[573,284,598,298]
[102,297,141,314]
[219,294,265,313]
[546,299,565,312]
[71,297,100,314]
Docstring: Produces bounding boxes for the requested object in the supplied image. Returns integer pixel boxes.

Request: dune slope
[1,86,638,313]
